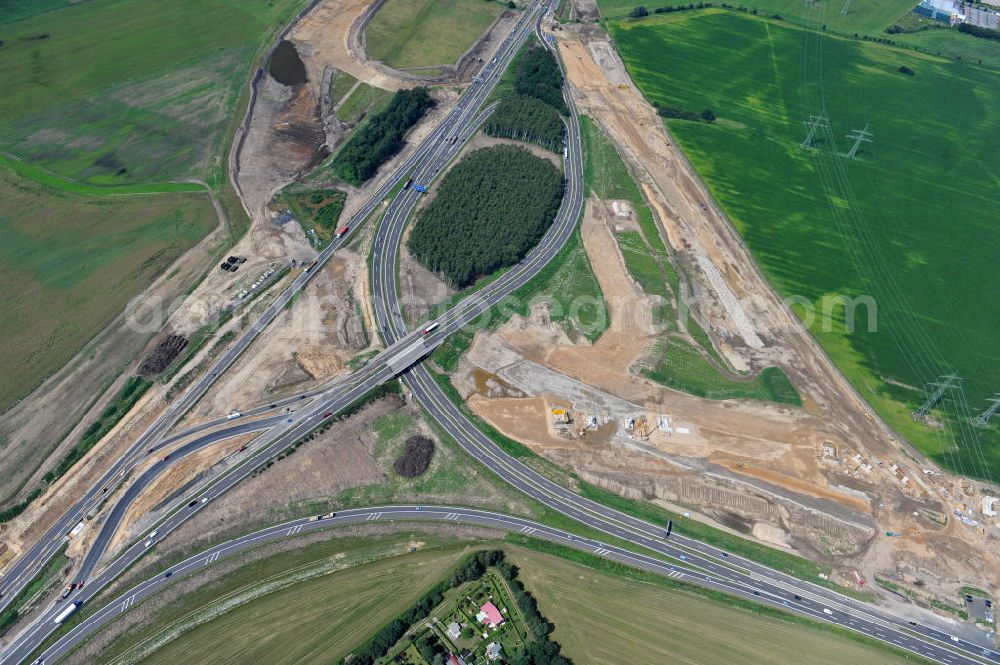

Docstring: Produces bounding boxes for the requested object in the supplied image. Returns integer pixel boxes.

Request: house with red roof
[476,601,505,628]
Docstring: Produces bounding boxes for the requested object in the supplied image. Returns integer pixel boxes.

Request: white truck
[226,411,242,420]
[53,600,81,624]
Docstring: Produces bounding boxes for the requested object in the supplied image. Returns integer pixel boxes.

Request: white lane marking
[520,526,536,534]
[593,547,610,556]
[366,512,382,521]
[286,524,302,536]
[119,593,138,613]
[203,551,220,566]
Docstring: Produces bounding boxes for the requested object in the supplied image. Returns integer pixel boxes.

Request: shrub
[958,23,1000,41]
[630,6,650,17]
[898,65,915,76]
[393,435,435,478]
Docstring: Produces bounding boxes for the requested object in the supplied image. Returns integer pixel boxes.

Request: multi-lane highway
[23,506,996,665]
[0,0,543,621]
[1,1,995,664]
[0,3,555,661]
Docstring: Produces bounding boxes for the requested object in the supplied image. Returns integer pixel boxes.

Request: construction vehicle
[737,463,750,471]
[635,415,652,439]
[551,409,571,424]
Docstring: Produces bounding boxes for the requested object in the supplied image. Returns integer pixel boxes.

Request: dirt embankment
[460,197,876,561]
[536,18,1000,601]
[152,396,532,562]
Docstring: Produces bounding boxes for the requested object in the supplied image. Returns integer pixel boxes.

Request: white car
[823,608,833,615]
[951,636,960,642]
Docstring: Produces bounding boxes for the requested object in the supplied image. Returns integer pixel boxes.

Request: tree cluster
[338,550,506,665]
[514,45,568,115]
[958,22,1000,41]
[339,549,572,665]
[408,146,564,288]
[393,435,435,478]
[898,65,915,76]
[653,101,717,123]
[654,2,714,13]
[630,6,649,17]
[484,95,565,152]
[334,87,434,185]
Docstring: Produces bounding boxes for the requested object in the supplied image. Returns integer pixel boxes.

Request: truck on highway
[413,184,428,193]
[226,411,241,420]
[303,259,318,273]
[422,322,439,335]
[403,178,413,190]
[336,225,350,238]
[53,600,82,624]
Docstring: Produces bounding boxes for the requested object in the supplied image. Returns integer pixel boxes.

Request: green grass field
[0,0,304,185]
[509,545,917,665]
[92,535,476,665]
[328,71,360,109]
[597,0,914,34]
[0,168,216,413]
[639,338,801,404]
[365,0,507,69]
[0,0,306,419]
[608,10,1000,479]
[88,530,912,665]
[334,82,394,124]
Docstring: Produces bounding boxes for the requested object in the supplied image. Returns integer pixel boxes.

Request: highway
[1,1,996,664]
[20,505,992,665]
[0,3,555,661]
[0,0,542,621]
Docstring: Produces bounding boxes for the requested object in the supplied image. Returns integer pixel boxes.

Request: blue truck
[413,184,428,193]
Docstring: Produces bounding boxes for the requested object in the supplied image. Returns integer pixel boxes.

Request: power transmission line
[800,114,829,149]
[844,124,873,159]
[973,394,1000,428]
[913,373,960,419]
